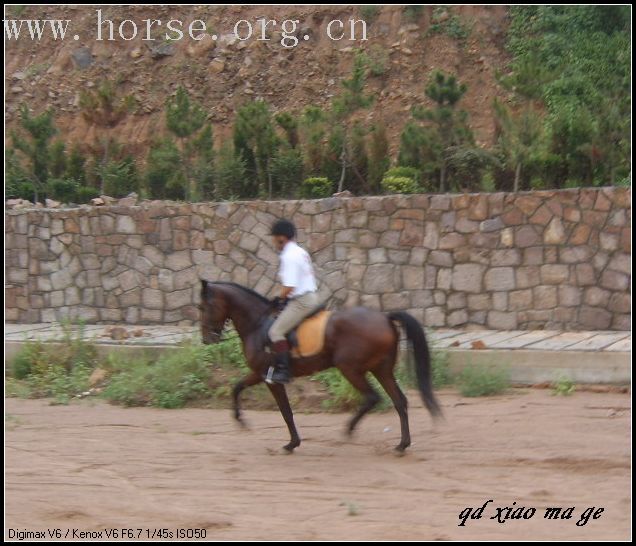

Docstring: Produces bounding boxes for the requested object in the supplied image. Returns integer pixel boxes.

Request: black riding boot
[265,340,291,384]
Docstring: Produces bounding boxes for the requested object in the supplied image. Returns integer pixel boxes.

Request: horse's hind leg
[373,368,411,452]
[339,369,381,436]
[232,371,262,426]
[266,382,301,452]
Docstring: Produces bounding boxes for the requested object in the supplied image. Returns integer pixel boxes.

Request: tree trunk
[337,140,347,193]
[100,136,111,194]
[439,161,447,193]
[514,162,521,192]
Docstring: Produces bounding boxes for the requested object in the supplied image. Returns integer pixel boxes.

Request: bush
[75,185,100,203]
[269,148,304,197]
[102,337,248,409]
[381,175,419,194]
[384,166,421,182]
[46,178,80,203]
[300,177,333,199]
[360,6,380,21]
[431,349,453,389]
[457,362,510,397]
[10,322,100,404]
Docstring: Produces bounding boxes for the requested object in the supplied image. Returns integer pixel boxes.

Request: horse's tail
[388,311,442,419]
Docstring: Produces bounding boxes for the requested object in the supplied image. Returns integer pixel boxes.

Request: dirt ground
[5,389,631,540]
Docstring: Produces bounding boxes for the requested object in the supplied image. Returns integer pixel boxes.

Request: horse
[199,280,442,452]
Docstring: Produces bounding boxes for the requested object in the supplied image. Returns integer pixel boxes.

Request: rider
[266,219,319,384]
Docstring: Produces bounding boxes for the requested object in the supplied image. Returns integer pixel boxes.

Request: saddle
[263,304,331,358]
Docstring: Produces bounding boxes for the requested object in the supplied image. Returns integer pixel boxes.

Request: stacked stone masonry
[4,187,631,330]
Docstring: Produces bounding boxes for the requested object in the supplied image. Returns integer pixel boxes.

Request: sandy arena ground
[5,390,631,540]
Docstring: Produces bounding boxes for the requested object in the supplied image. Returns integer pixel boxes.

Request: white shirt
[279,241,317,297]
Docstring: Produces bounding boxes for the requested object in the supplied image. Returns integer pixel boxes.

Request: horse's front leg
[266,382,301,452]
[232,371,262,427]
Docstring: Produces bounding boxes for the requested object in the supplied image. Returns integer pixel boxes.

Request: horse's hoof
[283,440,300,453]
[394,443,410,454]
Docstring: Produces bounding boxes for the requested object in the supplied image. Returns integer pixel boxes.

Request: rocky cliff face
[5,5,511,161]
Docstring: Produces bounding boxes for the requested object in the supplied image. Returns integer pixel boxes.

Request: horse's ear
[201,280,211,301]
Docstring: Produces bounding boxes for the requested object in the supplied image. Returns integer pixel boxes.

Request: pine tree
[411,71,473,191]
[233,100,279,198]
[79,79,134,193]
[215,142,247,200]
[300,106,326,175]
[275,112,300,149]
[331,50,374,192]
[493,98,545,192]
[165,86,211,201]
[367,122,390,193]
[10,104,58,202]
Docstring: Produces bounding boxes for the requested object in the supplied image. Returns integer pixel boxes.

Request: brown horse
[199,280,441,452]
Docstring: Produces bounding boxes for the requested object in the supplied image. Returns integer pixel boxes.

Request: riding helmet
[270,219,296,239]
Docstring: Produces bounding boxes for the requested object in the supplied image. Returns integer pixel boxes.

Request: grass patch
[10,322,99,404]
[551,374,575,396]
[456,362,510,397]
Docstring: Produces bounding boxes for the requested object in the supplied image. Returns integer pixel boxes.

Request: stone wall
[5,187,631,330]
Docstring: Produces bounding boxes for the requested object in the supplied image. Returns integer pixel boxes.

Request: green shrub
[46,178,80,203]
[384,166,421,182]
[381,175,419,194]
[551,374,575,396]
[457,362,510,397]
[402,5,424,23]
[75,185,100,203]
[360,6,380,21]
[365,45,389,76]
[431,349,453,389]
[10,322,99,404]
[300,177,333,199]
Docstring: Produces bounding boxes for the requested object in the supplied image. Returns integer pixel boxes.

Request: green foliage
[146,139,187,200]
[446,145,500,192]
[97,156,138,198]
[9,322,99,405]
[300,106,327,175]
[431,349,453,389]
[427,7,470,41]
[551,374,576,396]
[457,362,510,397]
[165,86,206,139]
[409,71,474,191]
[46,178,79,203]
[300,177,333,199]
[364,45,390,77]
[75,185,100,203]
[402,5,424,23]
[384,166,421,183]
[215,142,247,200]
[367,122,390,192]
[381,176,419,195]
[269,147,304,197]
[165,86,212,200]
[102,345,212,408]
[360,6,380,21]
[234,100,279,197]
[275,112,300,149]
[10,104,58,201]
[506,6,630,186]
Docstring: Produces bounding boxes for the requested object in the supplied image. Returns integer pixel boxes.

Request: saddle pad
[291,310,332,358]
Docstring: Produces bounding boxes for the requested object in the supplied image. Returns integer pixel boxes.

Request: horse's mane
[209,281,271,305]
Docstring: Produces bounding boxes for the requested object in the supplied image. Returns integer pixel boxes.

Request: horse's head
[199,280,230,344]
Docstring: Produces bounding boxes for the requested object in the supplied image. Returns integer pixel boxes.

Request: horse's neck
[226,290,269,340]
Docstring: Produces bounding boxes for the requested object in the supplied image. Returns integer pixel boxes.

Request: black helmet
[271,219,296,239]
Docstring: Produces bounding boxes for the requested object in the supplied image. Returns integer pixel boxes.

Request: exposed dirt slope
[5,5,511,161]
